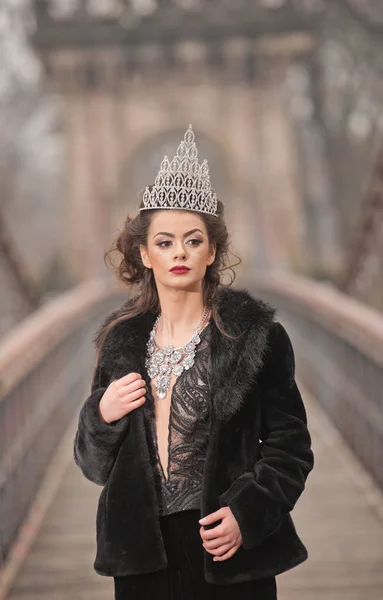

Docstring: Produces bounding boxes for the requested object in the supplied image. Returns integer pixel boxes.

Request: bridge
[1,1,383,599]
[1,271,383,599]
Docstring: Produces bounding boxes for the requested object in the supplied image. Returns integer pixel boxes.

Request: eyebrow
[153,228,204,239]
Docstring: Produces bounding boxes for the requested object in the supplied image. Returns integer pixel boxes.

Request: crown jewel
[140,125,218,217]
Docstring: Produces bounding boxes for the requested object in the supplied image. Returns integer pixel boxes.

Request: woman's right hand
[98,372,147,424]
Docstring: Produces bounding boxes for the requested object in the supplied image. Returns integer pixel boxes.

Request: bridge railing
[1,270,383,569]
[0,279,125,568]
[241,270,383,494]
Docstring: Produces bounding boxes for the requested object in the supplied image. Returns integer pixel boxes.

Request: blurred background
[1,1,383,599]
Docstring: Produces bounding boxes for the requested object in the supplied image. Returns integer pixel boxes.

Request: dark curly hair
[95,188,242,365]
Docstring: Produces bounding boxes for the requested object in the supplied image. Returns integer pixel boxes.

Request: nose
[173,241,187,260]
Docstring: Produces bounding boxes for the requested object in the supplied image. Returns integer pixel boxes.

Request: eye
[157,239,203,248]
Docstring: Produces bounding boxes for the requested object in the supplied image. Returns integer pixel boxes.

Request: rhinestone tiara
[139,125,218,217]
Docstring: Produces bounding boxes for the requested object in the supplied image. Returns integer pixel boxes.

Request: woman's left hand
[199,507,243,561]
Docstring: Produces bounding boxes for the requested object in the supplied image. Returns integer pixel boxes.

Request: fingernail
[199,518,206,524]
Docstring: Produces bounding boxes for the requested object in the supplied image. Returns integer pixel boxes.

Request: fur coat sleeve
[73,314,131,486]
[218,321,314,550]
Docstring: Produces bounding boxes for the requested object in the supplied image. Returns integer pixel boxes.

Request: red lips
[170,266,191,273]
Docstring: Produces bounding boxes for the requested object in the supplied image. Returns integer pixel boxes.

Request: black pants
[114,509,277,600]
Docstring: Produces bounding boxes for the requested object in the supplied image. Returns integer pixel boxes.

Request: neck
[155,288,208,346]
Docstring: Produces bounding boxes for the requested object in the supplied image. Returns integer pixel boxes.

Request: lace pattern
[145,322,211,516]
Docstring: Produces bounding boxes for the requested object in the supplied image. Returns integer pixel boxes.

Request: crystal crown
[139,125,218,217]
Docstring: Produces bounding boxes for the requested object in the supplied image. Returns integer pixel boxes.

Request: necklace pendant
[172,363,184,376]
[157,373,170,391]
[182,353,195,370]
[159,363,172,375]
[170,349,183,363]
[184,341,196,353]
[153,351,165,365]
[146,307,210,399]
[154,368,172,398]
[148,363,159,378]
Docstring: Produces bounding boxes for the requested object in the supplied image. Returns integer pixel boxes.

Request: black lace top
[145,321,211,516]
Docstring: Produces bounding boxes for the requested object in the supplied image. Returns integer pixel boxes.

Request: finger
[203,536,231,550]
[213,545,239,562]
[118,372,143,386]
[204,542,232,557]
[199,508,227,526]
[117,378,146,396]
[124,386,147,404]
[125,396,146,413]
[124,378,147,394]
[200,524,225,540]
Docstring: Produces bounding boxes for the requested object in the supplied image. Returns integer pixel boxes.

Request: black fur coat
[73,286,314,584]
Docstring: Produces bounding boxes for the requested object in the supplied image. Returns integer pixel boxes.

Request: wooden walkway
[2,384,383,600]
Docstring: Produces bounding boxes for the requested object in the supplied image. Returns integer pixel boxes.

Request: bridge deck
[2,385,383,600]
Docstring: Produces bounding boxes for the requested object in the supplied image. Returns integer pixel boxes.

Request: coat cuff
[218,473,285,550]
[81,388,129,438]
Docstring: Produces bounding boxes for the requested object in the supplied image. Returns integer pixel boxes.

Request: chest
[148,342,211,483]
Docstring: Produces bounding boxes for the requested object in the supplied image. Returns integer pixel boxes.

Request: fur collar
[95,286,276,420]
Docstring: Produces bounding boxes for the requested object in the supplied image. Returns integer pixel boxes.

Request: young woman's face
[140,210,216,292]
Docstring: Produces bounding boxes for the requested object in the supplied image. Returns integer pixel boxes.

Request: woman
[74,125,314,600]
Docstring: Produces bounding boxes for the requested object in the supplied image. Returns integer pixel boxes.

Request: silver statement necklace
[145,307,210,399]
